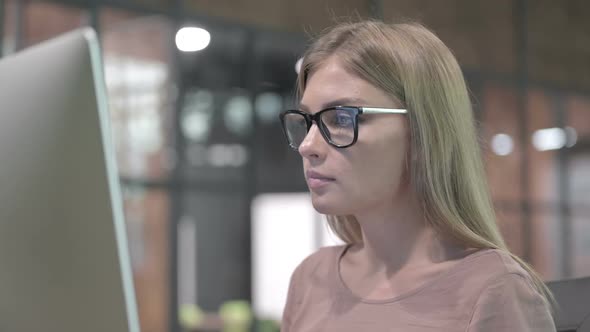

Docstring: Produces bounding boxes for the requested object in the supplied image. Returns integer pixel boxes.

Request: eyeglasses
[279,106,407,150]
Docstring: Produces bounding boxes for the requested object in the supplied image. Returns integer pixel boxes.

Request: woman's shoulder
[458,248,531,278]
[414,248,548,316]
[291,245,348,281]
[441,248,540,296]
[461,249,554,330]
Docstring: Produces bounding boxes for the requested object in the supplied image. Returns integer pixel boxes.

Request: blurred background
[1,0,589,331]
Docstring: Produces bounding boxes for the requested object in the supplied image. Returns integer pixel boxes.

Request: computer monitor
[0,28,140,332]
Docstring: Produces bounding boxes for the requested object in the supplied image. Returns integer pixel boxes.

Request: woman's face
[299,56,410,216]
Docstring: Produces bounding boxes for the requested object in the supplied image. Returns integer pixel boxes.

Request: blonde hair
[297,20,554,307]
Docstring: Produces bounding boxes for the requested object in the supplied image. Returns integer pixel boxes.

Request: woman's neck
[350,194,464,276]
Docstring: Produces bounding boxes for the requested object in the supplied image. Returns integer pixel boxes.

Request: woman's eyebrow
[299,97,368,111]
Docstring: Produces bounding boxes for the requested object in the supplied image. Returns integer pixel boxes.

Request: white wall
[251,193,343,321]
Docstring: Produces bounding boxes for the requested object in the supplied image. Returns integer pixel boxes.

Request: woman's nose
[298,123,327,159]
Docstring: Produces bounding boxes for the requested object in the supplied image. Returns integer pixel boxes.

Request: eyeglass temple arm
[361,107,407,114]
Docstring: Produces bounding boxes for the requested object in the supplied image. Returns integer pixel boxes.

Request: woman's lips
[306,170,335,189]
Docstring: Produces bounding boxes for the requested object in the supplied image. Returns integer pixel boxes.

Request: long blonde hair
[297,20,554,307]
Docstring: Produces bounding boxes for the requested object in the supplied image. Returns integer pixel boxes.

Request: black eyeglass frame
[279,106,407,150]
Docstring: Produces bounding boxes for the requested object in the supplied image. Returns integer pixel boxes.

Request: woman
[278,20,555,331]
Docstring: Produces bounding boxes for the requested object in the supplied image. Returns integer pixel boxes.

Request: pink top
[282,245,555,332]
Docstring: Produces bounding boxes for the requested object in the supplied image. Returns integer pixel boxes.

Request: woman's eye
[335,115,353,126]
[329,111,354,126]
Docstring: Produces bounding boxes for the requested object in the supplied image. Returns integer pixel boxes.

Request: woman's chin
[310,194,351,215]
